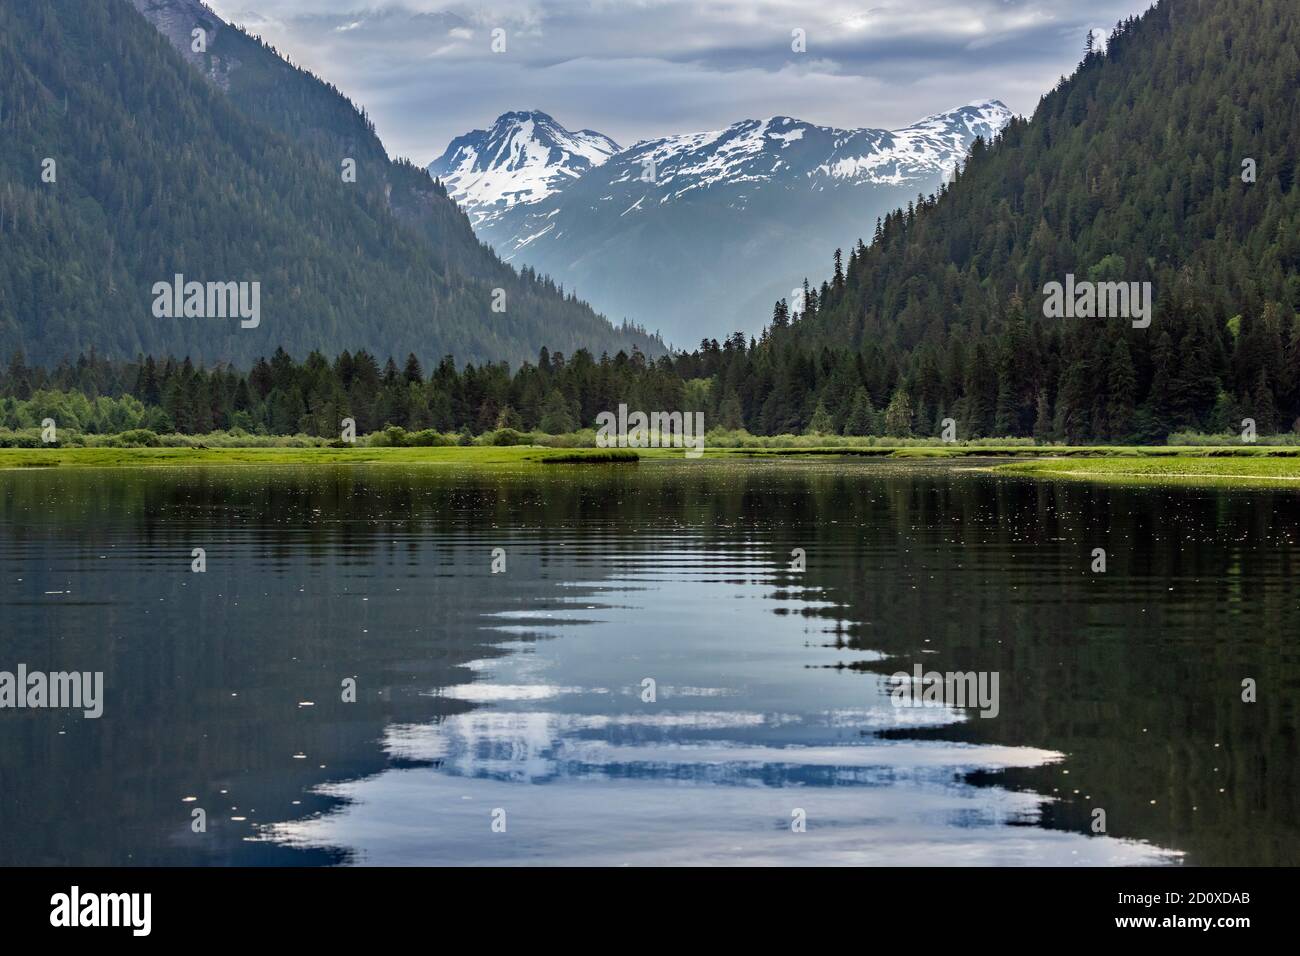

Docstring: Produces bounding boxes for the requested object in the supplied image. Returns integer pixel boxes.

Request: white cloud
[204,0,1156,160]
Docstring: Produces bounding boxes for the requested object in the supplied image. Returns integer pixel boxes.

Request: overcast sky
[205,0,1157,163]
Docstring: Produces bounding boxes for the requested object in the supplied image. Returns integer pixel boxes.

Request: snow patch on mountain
[427,110,620,228]
[603,100,1014,204]
[817,99,1014,184]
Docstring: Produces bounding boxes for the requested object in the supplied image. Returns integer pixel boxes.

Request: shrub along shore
[5,431,1300,486]
[5,422,1300,452]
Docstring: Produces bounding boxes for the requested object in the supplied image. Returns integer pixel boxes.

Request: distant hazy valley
[428,103,1012,344]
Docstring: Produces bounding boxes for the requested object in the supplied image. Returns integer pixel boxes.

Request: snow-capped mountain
[428,110,621,229]
[599,100,1012,203]
[432,101,1013,344]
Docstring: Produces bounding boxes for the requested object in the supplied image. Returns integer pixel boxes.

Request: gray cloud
[206,0,1156,162]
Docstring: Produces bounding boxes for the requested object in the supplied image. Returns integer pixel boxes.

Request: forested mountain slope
[0,0,656,368]
[771,0,1300,440]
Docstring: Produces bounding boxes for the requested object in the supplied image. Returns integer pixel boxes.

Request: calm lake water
[1,459,1295,865]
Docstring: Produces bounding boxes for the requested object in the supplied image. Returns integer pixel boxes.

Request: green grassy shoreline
[0,445,644,469]
[992,455,1300,486]
[5,443,1300,487]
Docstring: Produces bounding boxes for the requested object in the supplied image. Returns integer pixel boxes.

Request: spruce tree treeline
[2,314,1293,443]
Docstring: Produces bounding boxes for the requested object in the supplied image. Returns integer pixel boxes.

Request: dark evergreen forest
[0,0,657,369]
[4,0,1297,442]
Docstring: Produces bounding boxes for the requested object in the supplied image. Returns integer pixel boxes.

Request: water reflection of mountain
[0,467,550,864]
[1,462,1291,865]
[732,464,1300,866]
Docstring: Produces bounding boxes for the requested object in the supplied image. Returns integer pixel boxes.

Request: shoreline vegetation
[6,421,1300,452]
[6,437,1300,486]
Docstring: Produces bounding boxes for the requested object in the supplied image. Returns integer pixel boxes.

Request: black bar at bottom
[0,866,1275,941]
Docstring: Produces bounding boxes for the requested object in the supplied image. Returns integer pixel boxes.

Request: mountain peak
[428,111,620,226]
[903,100,1014,139]
[966,98,1011,112]
[494,109,556,125]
